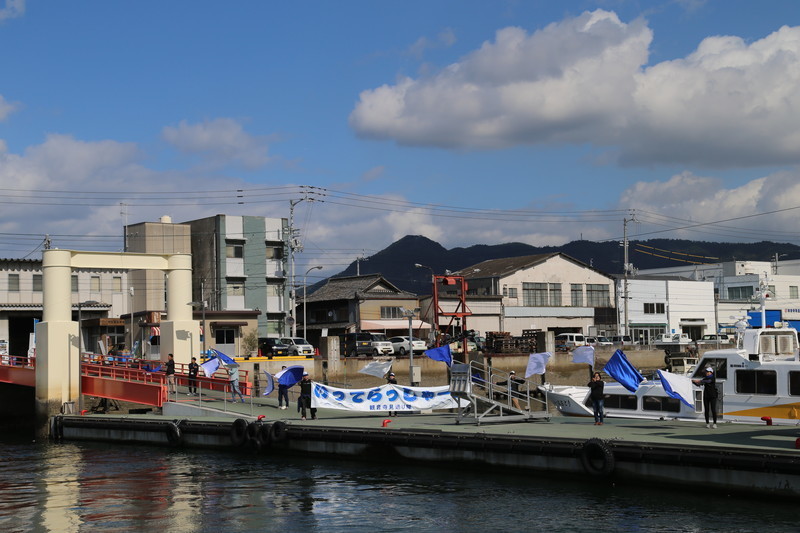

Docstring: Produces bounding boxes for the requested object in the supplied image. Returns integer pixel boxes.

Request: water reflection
[0,429,796,532]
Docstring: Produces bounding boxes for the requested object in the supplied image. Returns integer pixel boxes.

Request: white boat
[542,324,800,426]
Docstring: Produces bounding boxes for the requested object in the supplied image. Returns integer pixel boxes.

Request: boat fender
[270,420,288,443]
[245,435,263,454]
[258,423,272,448]
[166,421,183,447]
[230,418,249,447]
[246,421,261,441]
[51,416,63,441]
[580,438,615,477]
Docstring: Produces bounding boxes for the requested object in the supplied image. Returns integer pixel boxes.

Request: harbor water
[0,426,796,532]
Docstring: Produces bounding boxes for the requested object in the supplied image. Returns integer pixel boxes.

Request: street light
[128,286,134,354]
[303,266,323,341]
[401,307,420,386]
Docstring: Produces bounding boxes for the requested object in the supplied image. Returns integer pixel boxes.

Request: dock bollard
[761,416,773,426]
[382,419,391,427]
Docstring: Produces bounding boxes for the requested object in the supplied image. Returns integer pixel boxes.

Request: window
[643,303,665,314]
[380,306,403,319]
[693,358,727,379]
[7,274,19,292]
[90,276,100,292]
[789,371,800,396]
[32,274,43,292]
[727,286,754,300]
[71,275,79,293]
[601,394,637,410]
[112,276,122,292]
[586,284,610,307]
[265,245,283,259]
[571,284,583,306]
[642,396,681,412]
[226,242,244,259]
[523,283,548,306]
[768,285,776,298]
[507,287,517,298]
[226,281,244,296]
[791,286,799,299]
[215,329,236,344]
[549,283,562,306]
[736,369,777,395]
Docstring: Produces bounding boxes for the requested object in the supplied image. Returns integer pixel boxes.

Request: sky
[2,0,800,281]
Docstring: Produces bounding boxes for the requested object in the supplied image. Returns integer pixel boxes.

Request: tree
[242,328,258,355]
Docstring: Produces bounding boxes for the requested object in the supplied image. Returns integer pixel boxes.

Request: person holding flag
[693,366,719,428]
[588,371,605,425]
[227,365,245,403]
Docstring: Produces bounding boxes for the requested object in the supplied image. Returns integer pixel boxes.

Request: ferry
[542,324,800,425]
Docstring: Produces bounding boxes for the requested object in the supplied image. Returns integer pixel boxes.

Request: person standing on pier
[386,372,398,416]
[496,370,525,410]
[298,372,316,420]
[187,357,199,396]
[227,366,245,403]
[165,354,177,396]
[693,366,718,428]
[277,366,290,409]
[588,372,605,425]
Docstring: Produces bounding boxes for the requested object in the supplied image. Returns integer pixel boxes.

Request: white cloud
[162,118,272,170]
[0,0,24,22]
[0,95,18,121]
[360,166,385,182]
[350,9,800,168]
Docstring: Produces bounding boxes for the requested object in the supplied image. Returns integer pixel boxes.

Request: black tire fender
[270,420,288,443]
[245,436,262,454]
[246,421,260,441]
[230,418,249,447]
[580,438,615,477]
[166,421,183,447]
[258,423,272,448]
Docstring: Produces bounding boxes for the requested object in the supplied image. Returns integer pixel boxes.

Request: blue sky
[1,1,800,279]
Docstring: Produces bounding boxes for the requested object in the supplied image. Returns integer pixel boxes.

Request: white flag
[572,345,595,368]
[358,359,394,378]
[656,369,695,408]
[525,352,551,377]
[200,356,220,377]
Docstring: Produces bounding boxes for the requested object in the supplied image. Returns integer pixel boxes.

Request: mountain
[326,235,800,296]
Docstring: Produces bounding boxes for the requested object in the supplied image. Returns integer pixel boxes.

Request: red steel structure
[431,275,472,356]
[0,357,251,408]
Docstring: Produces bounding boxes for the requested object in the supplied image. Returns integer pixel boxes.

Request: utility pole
[288,191,315,337]
[622,212,637,338]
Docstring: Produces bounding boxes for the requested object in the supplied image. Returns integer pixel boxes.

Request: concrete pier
[50,398,800,500]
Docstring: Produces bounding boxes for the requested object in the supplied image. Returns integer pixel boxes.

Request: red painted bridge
[0,355,252,408]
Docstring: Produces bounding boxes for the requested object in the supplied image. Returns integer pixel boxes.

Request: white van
[555,333,586,351]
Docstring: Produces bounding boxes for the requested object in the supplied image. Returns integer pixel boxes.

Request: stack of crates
[486,331,513,353]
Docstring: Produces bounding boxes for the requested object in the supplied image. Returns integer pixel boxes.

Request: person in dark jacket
[496,370,525,409]
[693,366,718,428]
[187,357,199,396]
[386,372,398,415]
[298,372,316,420]
[165,353,177,396]
[588,371,605,425]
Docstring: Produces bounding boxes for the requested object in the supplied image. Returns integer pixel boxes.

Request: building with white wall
[617,276,716,343]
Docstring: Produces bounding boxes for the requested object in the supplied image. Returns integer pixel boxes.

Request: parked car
[555,333,586,351]
[280,337,315,357]
[258,337,289,358]
[342,332,394,357]
[586,336,613,347]
[472,335,487,352]
[609,335,634,346]
[389,336,427,355]
[699,334,732,345]
[342,332,374,357]
[369,333,395,356]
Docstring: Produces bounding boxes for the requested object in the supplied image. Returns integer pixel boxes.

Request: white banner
[311,382,458,412]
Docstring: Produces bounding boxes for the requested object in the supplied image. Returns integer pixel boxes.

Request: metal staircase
[449,362,550,425]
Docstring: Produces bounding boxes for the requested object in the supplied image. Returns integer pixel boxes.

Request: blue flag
[209,348,237,366]
[276,365,305,387]
[424,345,452,367]
[602,349,643,393]
[262,371,275,396]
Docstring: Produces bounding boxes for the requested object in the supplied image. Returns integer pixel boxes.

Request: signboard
[311,382,459,412]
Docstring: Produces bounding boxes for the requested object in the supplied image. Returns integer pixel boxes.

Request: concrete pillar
[37,249,78,419]
[321,336,342,380]
[160,254,197,365]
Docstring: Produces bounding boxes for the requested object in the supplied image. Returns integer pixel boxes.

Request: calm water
[0,426,796,533]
